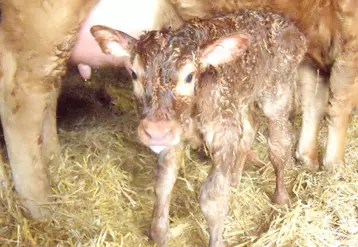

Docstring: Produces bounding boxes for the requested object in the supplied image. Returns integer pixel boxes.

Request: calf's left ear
[200,33,251,67]
[90,25,137,57]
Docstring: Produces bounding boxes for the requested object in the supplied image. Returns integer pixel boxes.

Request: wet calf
[91,9,306,247]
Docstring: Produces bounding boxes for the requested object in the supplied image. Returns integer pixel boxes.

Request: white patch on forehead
[175,63,196,96]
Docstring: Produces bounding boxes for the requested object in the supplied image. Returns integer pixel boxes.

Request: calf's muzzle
[138,118,182,153]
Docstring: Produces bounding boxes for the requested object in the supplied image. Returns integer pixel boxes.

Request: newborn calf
[91,9,307,247]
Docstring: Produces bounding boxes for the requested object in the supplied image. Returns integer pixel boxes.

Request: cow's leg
[324,57,358,171]
[42,88,61,164]
[150,146,183,247]
[0,0,98,219]
[199,125,243,247]
[0,153,8,190]
[0,64,56,218]
[296,62,329,171]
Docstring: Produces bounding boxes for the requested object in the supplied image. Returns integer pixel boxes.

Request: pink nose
[138,119,179,146]
[143,122,171,140]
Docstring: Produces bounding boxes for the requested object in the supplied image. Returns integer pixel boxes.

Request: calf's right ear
[90,25,137,57]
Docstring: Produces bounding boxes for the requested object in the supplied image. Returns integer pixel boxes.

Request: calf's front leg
[200,167,230,247]
[150,145,183,247]
[200,126,244,247]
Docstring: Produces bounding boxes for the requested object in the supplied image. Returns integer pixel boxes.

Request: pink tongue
[150,146,166,154]
[77,63,92,80]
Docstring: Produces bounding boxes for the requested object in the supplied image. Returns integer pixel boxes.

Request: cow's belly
[70,0,161,79]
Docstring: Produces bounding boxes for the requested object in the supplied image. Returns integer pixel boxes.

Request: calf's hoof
[273,190,290,205]
[209,238,225,247]
[149,225,167,247]
[295,151,319,172]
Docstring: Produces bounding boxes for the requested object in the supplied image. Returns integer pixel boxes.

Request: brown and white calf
[91,9,307,246]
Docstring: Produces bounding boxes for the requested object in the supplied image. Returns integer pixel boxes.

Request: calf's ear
[90,25,137,57]
[200,33,251,67]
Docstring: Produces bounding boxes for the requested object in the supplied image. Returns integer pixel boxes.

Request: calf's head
[91,25,250,153]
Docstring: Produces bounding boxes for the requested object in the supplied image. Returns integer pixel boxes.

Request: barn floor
[0,67,358,247]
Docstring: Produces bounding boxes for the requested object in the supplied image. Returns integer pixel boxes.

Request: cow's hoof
[23,199,51,220]
[322,157,344,173]
[295,151,319,172]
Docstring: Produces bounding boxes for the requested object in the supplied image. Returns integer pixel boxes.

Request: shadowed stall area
[0,67,358,246]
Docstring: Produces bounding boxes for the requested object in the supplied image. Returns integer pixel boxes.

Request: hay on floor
[0,67,358,247]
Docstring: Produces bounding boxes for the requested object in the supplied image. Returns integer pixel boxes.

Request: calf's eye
[185,73,193,83]
[131,71,138,80]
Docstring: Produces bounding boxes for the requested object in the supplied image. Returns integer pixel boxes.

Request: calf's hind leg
[263,88,295,204]
[230,114,258,187]
[267,115,294,204]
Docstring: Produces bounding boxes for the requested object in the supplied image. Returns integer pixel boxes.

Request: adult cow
[0,0,183,219]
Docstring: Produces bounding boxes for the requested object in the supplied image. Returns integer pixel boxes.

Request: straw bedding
[0,67,357,247]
